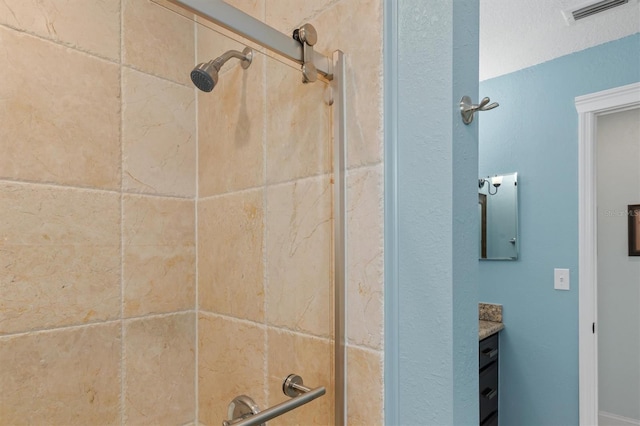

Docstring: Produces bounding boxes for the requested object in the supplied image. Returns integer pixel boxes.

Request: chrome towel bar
[223,374,326,426]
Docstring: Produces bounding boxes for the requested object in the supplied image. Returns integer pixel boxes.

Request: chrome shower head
[191,61,218,92]
[190,47,253,93]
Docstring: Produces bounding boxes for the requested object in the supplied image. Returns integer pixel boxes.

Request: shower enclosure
[0,0,372,424]
[170,0,347,424]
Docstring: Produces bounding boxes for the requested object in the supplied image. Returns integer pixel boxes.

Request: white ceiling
[480,0,640,81]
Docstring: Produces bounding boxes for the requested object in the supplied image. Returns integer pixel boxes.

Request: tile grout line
[0,161,379,201]
[0,178,197,200]
[119,1,126,422]
[261,8,270,404]
[193,17,200,425]
[0,310,198,339]
[0,22,193,90]
[197,171,334,202]
[197,310,336,345]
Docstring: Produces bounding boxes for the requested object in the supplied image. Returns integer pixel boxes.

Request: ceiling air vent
[562,0,635,24]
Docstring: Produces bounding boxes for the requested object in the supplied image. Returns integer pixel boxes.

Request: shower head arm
[209,48,253,71]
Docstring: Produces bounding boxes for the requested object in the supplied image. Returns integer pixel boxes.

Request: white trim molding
[575,82,640,426]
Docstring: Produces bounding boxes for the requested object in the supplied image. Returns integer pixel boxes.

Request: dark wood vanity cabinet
[479,333,499,425]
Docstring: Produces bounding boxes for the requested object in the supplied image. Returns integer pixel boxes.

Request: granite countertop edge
[478,302,504,340]
[479,319,504,341]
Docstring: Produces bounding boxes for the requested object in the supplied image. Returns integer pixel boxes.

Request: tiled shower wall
[0,0,383,424]
[0,0,197,423]
[195,1,384,425]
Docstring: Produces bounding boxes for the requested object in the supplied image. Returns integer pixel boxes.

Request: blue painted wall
[388,1,479,424]
[479,34,640,426]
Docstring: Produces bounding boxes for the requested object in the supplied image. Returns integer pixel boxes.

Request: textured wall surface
[479,0,640,80]
[393,1,479,424]
[479,34,640,426]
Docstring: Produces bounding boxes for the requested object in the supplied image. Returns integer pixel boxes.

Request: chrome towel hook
[460,96,499,124]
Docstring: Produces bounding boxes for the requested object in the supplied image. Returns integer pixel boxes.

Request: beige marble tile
[266,176,332,337]
[0,323,120,425]
[0,183,120,334]
[198,190,264,322]
[123,68,196,197]
[198,314,265,426]
[197,53,265,197]
[347,347,384,426]
[151,0,195,21]
[0,28,120,189]
[267,329,333,426]
[313,0,383,168]
[265,0,334,33]
[123,0,194,85]
[224,0,264,18]
[196,0,264,65]
[0,0,120,60]
[123,195,195,317]
[124,313,195,425]
[265,58,331,184]
[347,165,384,349]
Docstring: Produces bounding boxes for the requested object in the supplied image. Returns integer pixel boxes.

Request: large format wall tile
[198,190,264,322]
[123,0,194,85]
[313,0,383,168]
[124,313,195,425]
[198,53,265,197]
[123,68,196,197]
[123,195,195,317]
[347,165,384,349]
[267,329,333,425]
[265,60,331,184]
[198,314,265,426]
[0,0,121,60]
[0,183,120,334]
[0,323,120,425]
[347,346,383,425]
[265,0,334,33]
[0,28,121,189]
[196,0,264,66]
[266,176,332,337]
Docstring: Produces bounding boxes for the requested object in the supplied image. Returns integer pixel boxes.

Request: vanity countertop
[479,320,504,340]
[479,303,504,340]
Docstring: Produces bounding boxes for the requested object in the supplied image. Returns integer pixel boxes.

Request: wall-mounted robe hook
[460,96,499,124]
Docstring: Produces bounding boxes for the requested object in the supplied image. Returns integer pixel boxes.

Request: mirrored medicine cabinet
[479,172,519,260]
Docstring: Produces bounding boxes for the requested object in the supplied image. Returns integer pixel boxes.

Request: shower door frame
[167,1,348,424]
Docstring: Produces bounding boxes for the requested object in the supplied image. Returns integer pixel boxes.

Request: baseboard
[599,411,640,426]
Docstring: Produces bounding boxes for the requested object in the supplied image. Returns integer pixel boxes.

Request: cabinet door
[479,360,498,422]
[481,411,498,426]
[479,334,499,369]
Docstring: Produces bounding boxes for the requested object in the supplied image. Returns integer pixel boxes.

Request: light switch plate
[554,268,570,290]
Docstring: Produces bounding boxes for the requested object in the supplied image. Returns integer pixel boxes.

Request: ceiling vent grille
[562,0,635,24]
[572,0,628,20]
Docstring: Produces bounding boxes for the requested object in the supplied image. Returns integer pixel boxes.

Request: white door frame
[576,82,640,426]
